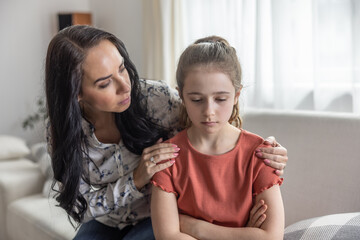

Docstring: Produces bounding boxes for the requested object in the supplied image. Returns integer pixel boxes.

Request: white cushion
[284,212,360,240]
[0,135,30,160]
[0,159,44,240]
[7,194,78,240]
[243,109,360,226]
[30,142,54,197]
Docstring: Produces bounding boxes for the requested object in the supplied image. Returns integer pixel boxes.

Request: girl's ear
[176,86,183,100]
[234,90,241,105]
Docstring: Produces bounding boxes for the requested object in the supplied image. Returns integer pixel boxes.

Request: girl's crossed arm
[152,185,284,240]
[151,185,197,240]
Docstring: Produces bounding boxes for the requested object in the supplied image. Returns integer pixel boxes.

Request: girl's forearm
[183,218,280,240]
[156,232,197,240]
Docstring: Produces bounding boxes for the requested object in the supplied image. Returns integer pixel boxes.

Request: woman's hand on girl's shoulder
[255,136,288,176]
[133,138,180,190]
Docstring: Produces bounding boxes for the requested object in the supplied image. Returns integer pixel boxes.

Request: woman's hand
[246,199,267,228]
[133,138,179,190]
[256,136,288,176]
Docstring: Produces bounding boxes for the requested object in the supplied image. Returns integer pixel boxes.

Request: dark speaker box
[58,13,92,31]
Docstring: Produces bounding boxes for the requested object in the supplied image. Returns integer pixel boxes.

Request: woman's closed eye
[98,79,112,89]
[119,65,126,74]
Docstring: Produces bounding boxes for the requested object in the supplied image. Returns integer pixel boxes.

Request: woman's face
[79,40,131,115]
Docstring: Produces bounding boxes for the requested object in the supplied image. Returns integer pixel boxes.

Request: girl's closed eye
[216,98,227,102]
[191,98,202,102]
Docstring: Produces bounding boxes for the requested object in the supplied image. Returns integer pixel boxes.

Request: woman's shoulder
[138,79,181,131]
[139,79,177,97]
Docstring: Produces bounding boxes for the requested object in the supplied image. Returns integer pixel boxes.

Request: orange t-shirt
[151,129,283,227]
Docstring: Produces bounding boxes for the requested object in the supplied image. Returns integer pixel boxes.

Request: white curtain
[142,0,185,88]
[143,0,360,113]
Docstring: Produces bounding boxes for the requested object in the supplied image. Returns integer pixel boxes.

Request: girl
[45,25,287,240]
[151,37,284,239]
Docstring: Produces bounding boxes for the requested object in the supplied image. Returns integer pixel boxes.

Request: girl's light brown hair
[176,36,243,129]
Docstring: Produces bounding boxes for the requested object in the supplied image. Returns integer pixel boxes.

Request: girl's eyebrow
[187,91,231,95]
[93,59,124,85]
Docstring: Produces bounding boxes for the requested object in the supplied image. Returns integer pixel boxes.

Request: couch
[0,108,359,240]
[243,108,360,239]
[0,136,77,240]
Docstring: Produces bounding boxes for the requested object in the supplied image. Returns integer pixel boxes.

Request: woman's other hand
[246,199,267,228]
[256,136,288,176]
[133,138,179,190]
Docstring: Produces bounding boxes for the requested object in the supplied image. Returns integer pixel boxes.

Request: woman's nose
[115,75,130,94]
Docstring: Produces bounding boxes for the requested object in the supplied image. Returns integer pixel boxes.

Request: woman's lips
[118,96,130,105]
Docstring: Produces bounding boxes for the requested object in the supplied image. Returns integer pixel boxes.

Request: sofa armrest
[0,158,45,202]
[0,158,45,240]
[7,194,78,240]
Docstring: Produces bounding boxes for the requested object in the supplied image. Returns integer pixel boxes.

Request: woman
[45,25,288,240]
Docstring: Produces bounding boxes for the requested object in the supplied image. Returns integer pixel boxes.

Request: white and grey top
[48,79,181,229]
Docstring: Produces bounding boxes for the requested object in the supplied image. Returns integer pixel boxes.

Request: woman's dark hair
[45,25,168,225]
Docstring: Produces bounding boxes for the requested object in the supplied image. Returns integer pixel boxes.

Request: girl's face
[79,40,131,114]
[181,67,240,134]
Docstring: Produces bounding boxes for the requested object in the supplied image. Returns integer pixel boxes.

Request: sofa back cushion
[243,108,360,226]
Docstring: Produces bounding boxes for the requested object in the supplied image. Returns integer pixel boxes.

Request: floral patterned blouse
[47,79,181,229]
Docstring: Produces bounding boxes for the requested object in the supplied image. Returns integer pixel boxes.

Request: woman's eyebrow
[93,58,124,84]
[94,74,112,84]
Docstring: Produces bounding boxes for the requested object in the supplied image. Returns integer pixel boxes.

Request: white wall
[0,0,144,145]
[89,0,144,75]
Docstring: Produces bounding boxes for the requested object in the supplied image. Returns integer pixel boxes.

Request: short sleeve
[252,145,283,196]
[151,164,178,196]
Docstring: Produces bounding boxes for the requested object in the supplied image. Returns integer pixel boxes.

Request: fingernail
[256,152,263,157]
[264,159,270,164]
[173,153,179,157]
[172,144,178,148]
[174,147,180,152]
[255,148,261,152]
[275,170,281,175]
[170,160,175,164]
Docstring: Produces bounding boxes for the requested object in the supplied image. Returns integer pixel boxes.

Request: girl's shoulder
[238,129,266,149]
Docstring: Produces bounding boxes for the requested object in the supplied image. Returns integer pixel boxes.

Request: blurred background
[1,0,359,144]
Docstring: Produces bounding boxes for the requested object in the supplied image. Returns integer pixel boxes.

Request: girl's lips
[201,121,217,126]
[119,96,130,105]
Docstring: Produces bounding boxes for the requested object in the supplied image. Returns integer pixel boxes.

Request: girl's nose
[203,99,215,116]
